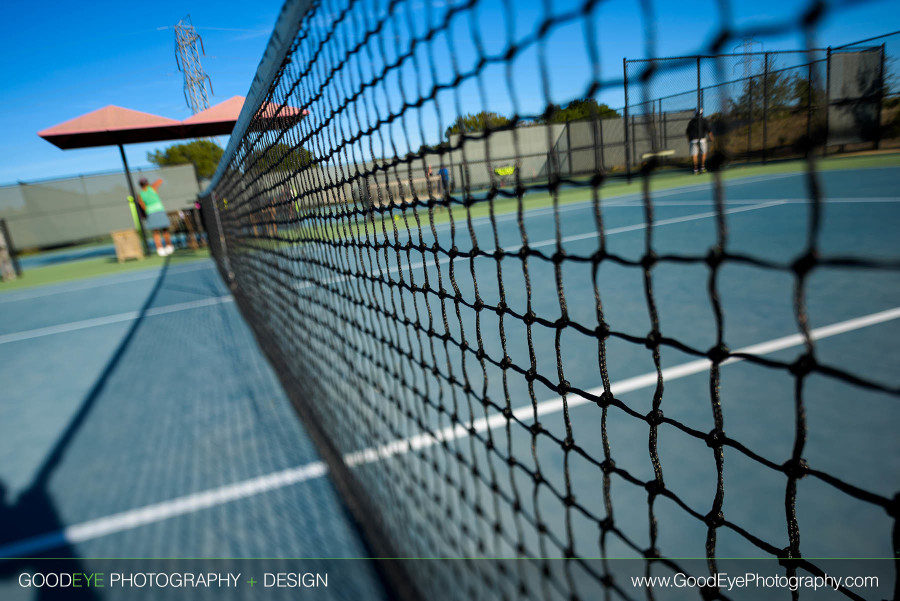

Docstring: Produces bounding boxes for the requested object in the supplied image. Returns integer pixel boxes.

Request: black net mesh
[199,1,899,599]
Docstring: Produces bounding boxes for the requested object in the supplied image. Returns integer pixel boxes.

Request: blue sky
[1,0,897,185]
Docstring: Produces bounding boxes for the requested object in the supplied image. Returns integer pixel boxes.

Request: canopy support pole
[118,144,150,254]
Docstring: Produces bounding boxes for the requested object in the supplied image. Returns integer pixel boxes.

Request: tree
[792,75,826,110]
[882,54,898,98]
[402,141,452,160]
[729,57,812,120]
[147,140,223,179]
[444,112,511,138]
[539,99,620,123]
[249,143,314,172]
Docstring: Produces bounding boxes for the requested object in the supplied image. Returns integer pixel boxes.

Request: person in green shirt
[137,178,174,256]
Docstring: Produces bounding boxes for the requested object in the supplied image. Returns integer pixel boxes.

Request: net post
[762,52,769,164]
[623,57,631,180]
[824,46,831,156]
[209,190,234,286]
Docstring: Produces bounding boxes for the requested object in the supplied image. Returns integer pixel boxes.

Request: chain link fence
[620,32,900,174]
[385,31,899,190]
[0,164,201,251]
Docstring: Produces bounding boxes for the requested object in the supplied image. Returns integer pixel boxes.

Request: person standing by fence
[685,108,713,174]
[438,166,450,193]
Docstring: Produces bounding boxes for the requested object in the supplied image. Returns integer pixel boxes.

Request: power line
[159,25,269,34]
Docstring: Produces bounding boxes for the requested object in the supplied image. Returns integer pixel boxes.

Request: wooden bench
[0,218,18,281]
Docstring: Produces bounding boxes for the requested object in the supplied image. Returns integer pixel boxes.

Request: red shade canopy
[38,105,185,149]
[180,96,248,136]
[182,96,309,136]
[38,97,308,150]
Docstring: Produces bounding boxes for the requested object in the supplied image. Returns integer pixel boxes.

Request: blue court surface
[0,165,897,600]
[0,261,391,600]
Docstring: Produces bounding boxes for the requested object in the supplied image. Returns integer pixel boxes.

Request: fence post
[696,56,702,111]
[566,122,573,176]
[631,115,637,170]
[653,99,660,152]
[875,43,886,150]
[747,78,753,160]
[447,149,455,191]
[807,60,813,157]
[762,52,769,164]
[661,102,668,157]
[824,47,831,157]
[598,117,606,172]
[623,58,631,180]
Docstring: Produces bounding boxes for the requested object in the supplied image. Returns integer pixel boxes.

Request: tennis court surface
[0,257,392,599]
[2,159,894,600]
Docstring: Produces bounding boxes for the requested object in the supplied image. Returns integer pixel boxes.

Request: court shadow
[0,257,172,597]
[0,482,98,600]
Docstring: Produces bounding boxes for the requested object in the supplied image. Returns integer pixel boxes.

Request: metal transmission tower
[174,15,214,114]
[733,38,764,78]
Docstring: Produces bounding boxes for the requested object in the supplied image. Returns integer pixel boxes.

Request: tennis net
[199,0,898,599]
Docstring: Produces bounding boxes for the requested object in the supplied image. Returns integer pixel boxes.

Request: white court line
[285,198,786,296]
[0,463,328,558]
[619,197,900,206]
[434,171,800,229]
[404,165,897,232]
[511,200,785,250]
[1,305,896,558]
[345,306,900,463]
[1,202,775,347]
[0,296,234,346]
[298,200,786,293]
[0,261,216,305]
